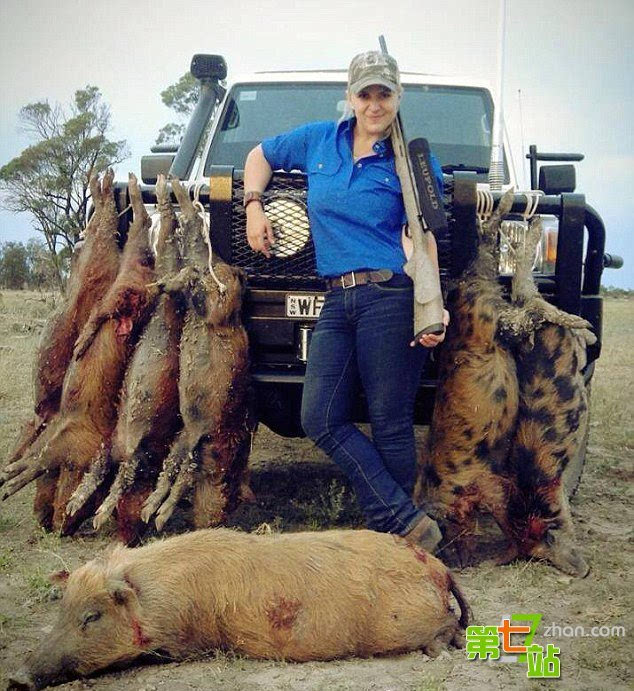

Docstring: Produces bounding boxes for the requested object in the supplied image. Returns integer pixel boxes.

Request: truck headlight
[264,196,311,258]
[536,219,558,275]
[498,217,558,276]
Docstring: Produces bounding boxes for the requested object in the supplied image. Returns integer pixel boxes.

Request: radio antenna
[517,88,528,188]
[489,0,507,191]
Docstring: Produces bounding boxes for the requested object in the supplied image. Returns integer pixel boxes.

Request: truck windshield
[204,82,497,176]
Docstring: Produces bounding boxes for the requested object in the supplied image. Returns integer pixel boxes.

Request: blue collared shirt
[261,118,443,277]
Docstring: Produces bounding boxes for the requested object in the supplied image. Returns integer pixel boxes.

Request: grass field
[0,290,632,690]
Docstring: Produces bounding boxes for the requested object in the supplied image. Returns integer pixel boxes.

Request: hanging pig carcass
[66,174,186,543]
[5,171,121,529]
[0,174,158,533]
[416,190,593,576]
[140,178,255,531]
[8,528,469,690]
[497,216,594,577]
[415,191,519,565]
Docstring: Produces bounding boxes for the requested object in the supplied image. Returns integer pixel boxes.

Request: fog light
[264,196,310,258]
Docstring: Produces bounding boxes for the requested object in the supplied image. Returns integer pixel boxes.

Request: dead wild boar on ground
[5,171,121,529]
[66,174,185,543]
[140,178,254,531]
[0,174,158,534]
[416,190,593,576]
[8,528,469,690]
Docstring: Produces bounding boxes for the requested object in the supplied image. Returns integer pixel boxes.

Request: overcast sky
[1,0,632,287]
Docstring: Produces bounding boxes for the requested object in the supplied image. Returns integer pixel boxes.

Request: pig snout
[8,654,78,691]
[7,668,37,691]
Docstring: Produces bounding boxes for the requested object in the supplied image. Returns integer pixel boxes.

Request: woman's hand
[409,308,450,348]
[246,204,276,258]
[244,145,275,257]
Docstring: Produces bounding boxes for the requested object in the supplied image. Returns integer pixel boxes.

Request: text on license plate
[286,294,325,319]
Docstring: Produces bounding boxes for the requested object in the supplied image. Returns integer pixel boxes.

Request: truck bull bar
[114,175,609,365]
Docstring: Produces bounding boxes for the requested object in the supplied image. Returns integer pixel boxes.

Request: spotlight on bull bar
[264,195,311,258]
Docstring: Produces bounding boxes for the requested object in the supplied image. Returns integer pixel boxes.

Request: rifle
[379,35,446,340]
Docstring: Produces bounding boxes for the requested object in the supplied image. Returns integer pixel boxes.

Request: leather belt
[325,269,394,290]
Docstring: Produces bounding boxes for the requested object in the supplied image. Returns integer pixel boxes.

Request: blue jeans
[301,275,429,535]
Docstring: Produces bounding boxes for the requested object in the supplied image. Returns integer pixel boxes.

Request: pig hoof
[451,629,466,649]
[422,639,444,658]
[494,543,519,566]
[435,538,473,569]
[453,541,476,568]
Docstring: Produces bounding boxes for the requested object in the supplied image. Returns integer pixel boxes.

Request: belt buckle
[341,272,356,289]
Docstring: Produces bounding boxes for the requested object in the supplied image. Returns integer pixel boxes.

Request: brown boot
[403,513,443,553]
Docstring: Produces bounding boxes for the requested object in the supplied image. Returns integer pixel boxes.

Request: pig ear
[49,570,70,587]
[107,575,135,606]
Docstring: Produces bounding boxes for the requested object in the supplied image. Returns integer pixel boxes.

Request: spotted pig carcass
[140,178,255,531]
[415,190,519,564]
[416,189,594,576]
[8,528,469,690]
[0,174,158,533]
[66,174,185,543]
[497,215,595,577]
[5,171,121,529]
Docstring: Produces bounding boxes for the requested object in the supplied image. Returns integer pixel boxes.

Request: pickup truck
[127,53,621,494]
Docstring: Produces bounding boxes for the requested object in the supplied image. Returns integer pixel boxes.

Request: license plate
[286,294,325,319]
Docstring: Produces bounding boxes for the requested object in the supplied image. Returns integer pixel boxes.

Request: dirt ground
[0,291,632,690]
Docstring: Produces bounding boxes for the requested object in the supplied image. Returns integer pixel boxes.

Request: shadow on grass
[145,460,366,540]
[227,460,365,533]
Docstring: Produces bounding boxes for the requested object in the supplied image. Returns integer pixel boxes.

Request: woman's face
[348,84,399,137]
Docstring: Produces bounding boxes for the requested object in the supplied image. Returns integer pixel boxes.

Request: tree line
[0,73,198,290]
[0,238,65,290]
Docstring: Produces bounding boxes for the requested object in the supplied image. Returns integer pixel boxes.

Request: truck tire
[562,381,591,498]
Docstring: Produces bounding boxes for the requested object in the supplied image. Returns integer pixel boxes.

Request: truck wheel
[562,382,591,498]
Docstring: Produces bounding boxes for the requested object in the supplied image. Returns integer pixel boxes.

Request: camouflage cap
[348,50,401,95]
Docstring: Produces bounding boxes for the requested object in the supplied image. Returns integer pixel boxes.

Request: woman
[244,51,448,551]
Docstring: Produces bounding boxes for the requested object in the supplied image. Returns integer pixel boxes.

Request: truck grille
[231,175,324,289]
[230,173,453,290]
